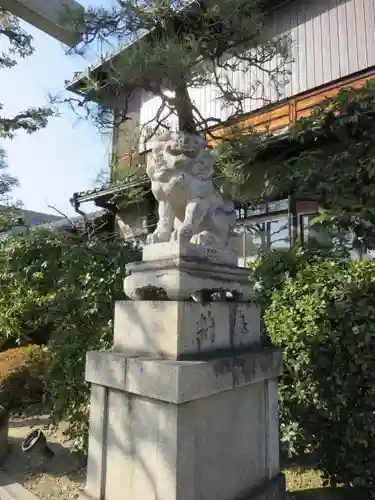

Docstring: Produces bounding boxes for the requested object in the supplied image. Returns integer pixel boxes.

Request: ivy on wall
[215,79,375,250]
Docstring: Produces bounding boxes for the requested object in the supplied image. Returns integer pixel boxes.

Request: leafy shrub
[0,230,140,451]
[249,245,348,308]
[45,236,140,452]
[265,259,375,493]
[248,246,309,309]
[0,230,63,347]
[0,345,46,410]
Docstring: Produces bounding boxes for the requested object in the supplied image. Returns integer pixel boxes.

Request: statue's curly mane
[148,131,215,183]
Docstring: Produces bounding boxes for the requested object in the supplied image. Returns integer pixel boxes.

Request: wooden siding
[139,0,375,137]
[113,68,375,180]
[207,68,375,143]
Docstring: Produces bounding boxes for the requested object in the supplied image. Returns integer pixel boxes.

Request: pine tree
[66,0,290,140]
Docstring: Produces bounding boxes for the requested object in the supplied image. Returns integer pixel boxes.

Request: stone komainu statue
[146,131,236,249]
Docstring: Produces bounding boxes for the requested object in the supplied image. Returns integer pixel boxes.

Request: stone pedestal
[81,243,285,500]
[124,241,253,301]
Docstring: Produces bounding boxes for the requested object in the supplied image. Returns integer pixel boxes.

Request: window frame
[233,195,321,265]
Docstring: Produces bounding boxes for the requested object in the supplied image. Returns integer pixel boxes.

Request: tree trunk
[174,82,198,135]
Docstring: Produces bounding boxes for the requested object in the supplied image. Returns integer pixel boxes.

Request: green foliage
[216,79,375,251]
[0,229,140,451]
[265,259,375,494]
[249,246,311,309]
[0,8,53,150]
[0,345,46,410]
[0,230,63,346]
[0,8,33,68]
[0,149,20,232]
[249,245,346,309]
[47,234,139,451]
[63,0,290,136]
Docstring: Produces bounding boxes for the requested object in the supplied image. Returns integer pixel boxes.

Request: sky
[0,0,116,216]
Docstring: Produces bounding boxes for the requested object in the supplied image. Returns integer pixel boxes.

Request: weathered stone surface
[124,254,253,301]
[81,369,284,500]
[142,241,237,266]
[85,347,283,403]
[82,325,285,500]
[82,385,107,500]
[113,300,261,358]
[146,131,236,249]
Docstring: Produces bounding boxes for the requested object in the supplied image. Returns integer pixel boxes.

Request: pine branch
[0,8,33,68]
[60,0,292,139]
[0,107,55,139]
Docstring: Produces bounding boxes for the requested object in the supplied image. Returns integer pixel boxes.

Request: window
[299,214,332,250]
[300,213,374,261]
[230,198,292,266]
[231,197,375,266]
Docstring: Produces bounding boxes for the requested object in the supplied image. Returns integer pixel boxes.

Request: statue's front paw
[171,226,193,243]
[170,230,179,242]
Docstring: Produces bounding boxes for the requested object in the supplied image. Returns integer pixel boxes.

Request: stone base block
[81,348,283,500]
[124,256,253,301]
[113,300,261,358]
[142,241,238,266]
[80,474,285,500]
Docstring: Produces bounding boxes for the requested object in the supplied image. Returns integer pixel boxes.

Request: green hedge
[46,235,140,452]
[0,345,46,410]
[249,246,342,310]
[0,230,63,348]
[0,230,140,451]
[263,257,375,492]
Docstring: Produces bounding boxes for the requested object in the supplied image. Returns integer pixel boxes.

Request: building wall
[116,212,148,240]
[138,0,375,142]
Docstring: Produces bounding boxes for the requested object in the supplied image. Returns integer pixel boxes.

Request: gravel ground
[2,410,86,500]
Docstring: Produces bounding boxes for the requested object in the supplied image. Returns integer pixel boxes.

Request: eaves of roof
[71,133,296,207]
[71,175,150,205]
[72,130,304,206]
